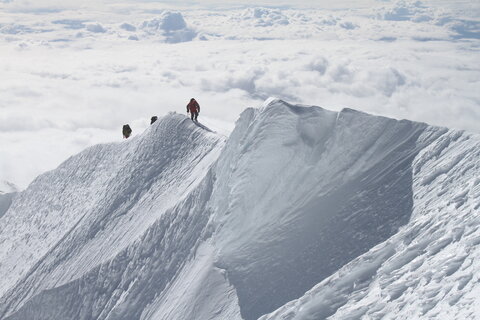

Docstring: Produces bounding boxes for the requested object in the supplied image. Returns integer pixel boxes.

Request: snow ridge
[0,113,225,318]
[0,100,479,320]
[209,101,443,320]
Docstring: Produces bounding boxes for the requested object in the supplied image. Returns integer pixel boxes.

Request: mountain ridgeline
[0,100,478,320]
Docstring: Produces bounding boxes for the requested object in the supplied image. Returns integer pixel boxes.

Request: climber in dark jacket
[186,98,200,121]
[123,124,132,139]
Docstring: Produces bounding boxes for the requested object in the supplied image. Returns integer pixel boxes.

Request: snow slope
[0,99,479,320]
[208,100,450,320]
[261,125,480,320]
[0,114,225,318]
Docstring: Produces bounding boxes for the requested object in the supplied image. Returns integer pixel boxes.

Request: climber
[151,116,158,125]
[123,124,132,139]
[186,98,200,121]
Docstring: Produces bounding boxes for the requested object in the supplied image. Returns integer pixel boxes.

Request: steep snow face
[260,125,480,319]
[4,172,239,320]
[0,114,225,318]
[210,100,445,320]
[1,100,478,320]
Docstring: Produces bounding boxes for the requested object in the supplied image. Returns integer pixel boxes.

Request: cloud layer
[0,0,479,188]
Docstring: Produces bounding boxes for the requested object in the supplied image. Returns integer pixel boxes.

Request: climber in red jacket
[186,98,200,121]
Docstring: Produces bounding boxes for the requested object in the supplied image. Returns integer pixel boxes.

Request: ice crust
[0,100,479,320]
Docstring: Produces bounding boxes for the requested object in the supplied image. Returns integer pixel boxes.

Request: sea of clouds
[0,0,479,188]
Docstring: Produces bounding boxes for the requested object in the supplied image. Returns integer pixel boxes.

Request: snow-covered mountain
[0,181,18,195]
[0,99,478,320]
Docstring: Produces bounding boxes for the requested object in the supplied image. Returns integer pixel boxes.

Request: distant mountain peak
[0,180,18,194]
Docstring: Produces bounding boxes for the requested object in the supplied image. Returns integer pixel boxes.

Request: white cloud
[0,1,479,188]
[86,23,107,33]
[141,12,197,42]
[240,8,290,26]
[120,22,137,32]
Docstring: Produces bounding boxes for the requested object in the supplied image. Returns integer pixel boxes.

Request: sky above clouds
[0,0,479,188]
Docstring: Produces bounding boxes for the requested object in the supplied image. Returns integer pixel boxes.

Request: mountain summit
[0,100,479,320]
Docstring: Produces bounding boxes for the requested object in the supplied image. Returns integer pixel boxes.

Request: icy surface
[0,100,479,319]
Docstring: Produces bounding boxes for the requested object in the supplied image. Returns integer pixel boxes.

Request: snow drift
[0,99,478,320]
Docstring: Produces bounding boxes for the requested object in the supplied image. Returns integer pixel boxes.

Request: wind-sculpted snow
[4,173,235,320]
[0,100,479,320]
[0,113,225,318]
[209,100,444,320]
[260,121,480,319]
